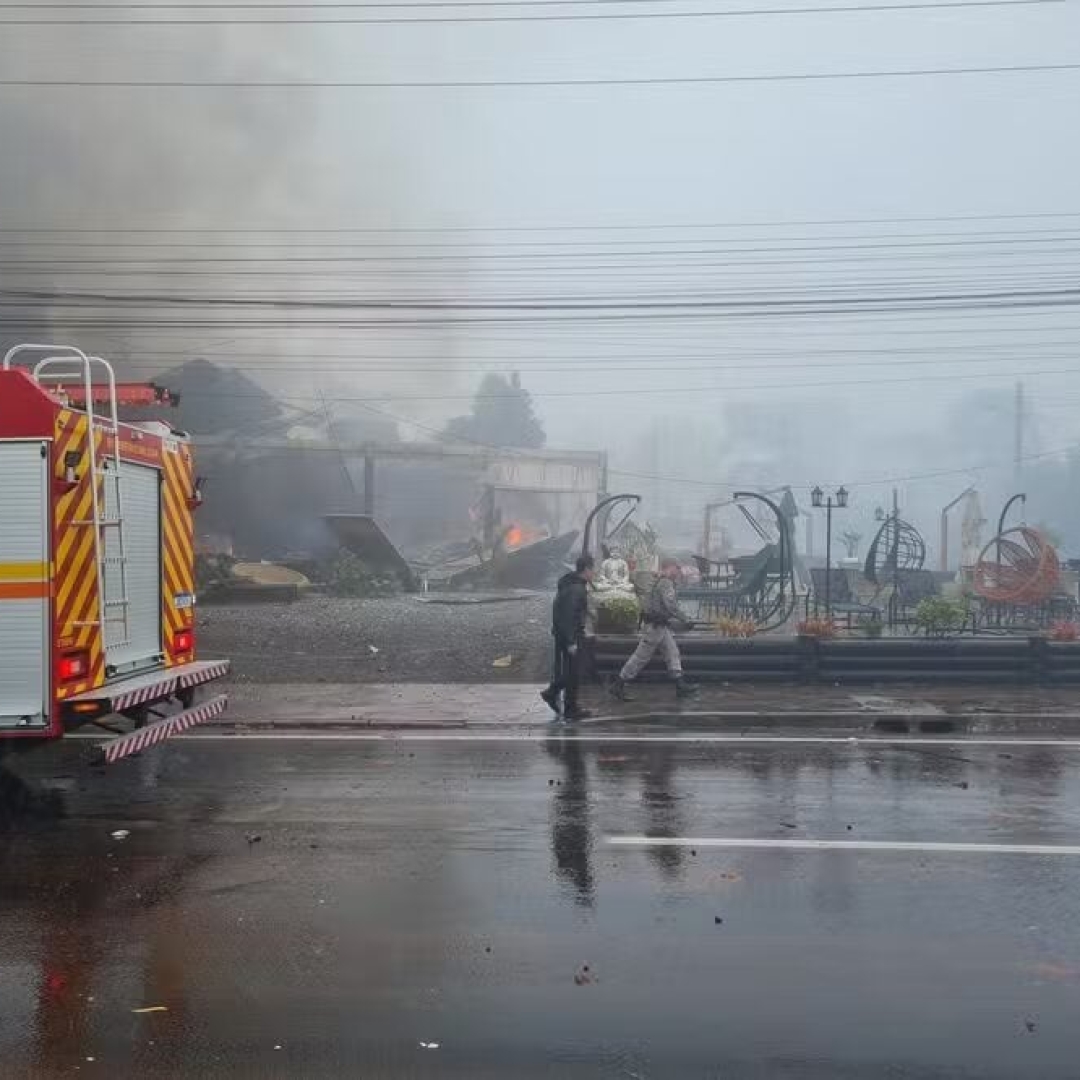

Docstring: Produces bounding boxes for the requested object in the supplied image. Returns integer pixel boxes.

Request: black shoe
[608,676,634,702]
[564,708,594,722]
[540,687,560,714]
[675,678,700,699]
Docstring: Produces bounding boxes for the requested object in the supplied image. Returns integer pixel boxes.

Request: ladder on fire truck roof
[2,344,132,652]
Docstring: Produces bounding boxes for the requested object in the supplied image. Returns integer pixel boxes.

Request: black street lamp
[811,486,848,617]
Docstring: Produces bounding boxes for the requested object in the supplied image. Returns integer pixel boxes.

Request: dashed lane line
[606,836,1080,856]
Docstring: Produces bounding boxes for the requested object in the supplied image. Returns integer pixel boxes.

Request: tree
[444,372,545,449]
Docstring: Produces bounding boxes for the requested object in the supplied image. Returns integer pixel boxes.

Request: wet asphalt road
[3,733,1080,1078]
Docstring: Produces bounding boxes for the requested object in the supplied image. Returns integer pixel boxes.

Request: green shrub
[595,594,640,634]
[324,549,401,598]
[195,553,236,591]
[914,596,970,637]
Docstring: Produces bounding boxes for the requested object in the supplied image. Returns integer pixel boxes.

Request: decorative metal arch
[582,493,641,558]
[730,490,797,632]
[864,517,926,585]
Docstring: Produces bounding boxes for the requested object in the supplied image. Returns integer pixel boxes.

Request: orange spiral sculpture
[973,527,1060,604]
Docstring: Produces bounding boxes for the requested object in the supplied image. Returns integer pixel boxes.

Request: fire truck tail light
[174,628,194,654]
[58,650,89,682]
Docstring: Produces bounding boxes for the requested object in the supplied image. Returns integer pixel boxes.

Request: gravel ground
[199,593,554,684]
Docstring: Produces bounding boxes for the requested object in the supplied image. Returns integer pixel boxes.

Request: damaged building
[136,359,606,587]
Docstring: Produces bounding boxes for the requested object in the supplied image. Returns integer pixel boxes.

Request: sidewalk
[212,680,1080,732]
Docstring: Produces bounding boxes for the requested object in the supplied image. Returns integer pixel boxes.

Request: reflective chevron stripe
[102,694,228,764]
[176,660,230,688]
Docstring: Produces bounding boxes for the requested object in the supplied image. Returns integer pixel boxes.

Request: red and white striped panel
[176,660,231,688]
[106,660,230,713]
[102,694,228,765]
[112,678,179,713]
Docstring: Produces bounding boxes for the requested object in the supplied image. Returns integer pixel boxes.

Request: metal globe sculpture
[864,517,926,585]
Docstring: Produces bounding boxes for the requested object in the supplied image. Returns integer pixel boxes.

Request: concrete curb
[205,708,1080,735]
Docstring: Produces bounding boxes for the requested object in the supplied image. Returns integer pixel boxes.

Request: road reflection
[546,737,595,907]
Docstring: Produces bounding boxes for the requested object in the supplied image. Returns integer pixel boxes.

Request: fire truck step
[97,694,228,765]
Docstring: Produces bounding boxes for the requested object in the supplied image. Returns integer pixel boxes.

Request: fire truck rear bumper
[98,693,228,764]
[63,659,231,717]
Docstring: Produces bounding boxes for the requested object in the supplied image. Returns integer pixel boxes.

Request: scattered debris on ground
[200,594,552,683]
[574,964,594,986]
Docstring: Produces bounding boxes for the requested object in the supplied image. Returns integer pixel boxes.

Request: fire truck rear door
[0,441,50,730]
[103,460,163,676]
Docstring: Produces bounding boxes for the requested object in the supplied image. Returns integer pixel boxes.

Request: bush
[861,616,884,638]
[1049,620,1080,642]
[195,553,236,591]
[797,617,837,639]
[595,594,640,634]
[914,596,970,637]
[714,615,757,638]
[324,549,401,598]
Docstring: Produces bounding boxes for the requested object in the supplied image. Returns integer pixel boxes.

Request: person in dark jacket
[542,554,595,721]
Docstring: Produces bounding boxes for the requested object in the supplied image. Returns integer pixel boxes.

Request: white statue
[595,544,633,594]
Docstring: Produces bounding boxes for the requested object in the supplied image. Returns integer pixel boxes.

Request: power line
[0,0,1058,7]
[3,223,1080,248]
[199,419,1080,490]
[159,374,1080,493]
[5,284,1080,310]
[1,62,1078,87]
[608,443,1080,490]
[2,209,1079,233]
[0,0,1060,22]
[7,305,1080,327]
[115,338,1080,363]
[93,321,1080,359]
[322,399,1080,494]
[13,297,1080,328]
[69,353,1080,379]
[6,234,1080,262]
[168,362,1080,403]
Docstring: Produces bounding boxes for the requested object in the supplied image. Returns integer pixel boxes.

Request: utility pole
[315,385,361,511]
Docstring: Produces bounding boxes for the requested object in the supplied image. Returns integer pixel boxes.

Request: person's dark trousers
[548,635,581,714]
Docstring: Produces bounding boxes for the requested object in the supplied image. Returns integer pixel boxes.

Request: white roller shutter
[103,461,163,676]
[0,441,50,729]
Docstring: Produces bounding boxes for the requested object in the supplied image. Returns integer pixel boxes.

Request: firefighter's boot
[675,677,700,699]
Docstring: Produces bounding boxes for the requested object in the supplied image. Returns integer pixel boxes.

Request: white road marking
[62,731,1080,747]
[606,837,1080,856]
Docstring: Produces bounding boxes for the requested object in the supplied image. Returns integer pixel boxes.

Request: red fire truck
[0,344,229,764]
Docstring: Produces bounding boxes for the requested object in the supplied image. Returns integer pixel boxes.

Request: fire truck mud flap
[97,693,228,764]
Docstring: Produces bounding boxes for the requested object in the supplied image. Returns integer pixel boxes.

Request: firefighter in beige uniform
[609,557,700,700]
